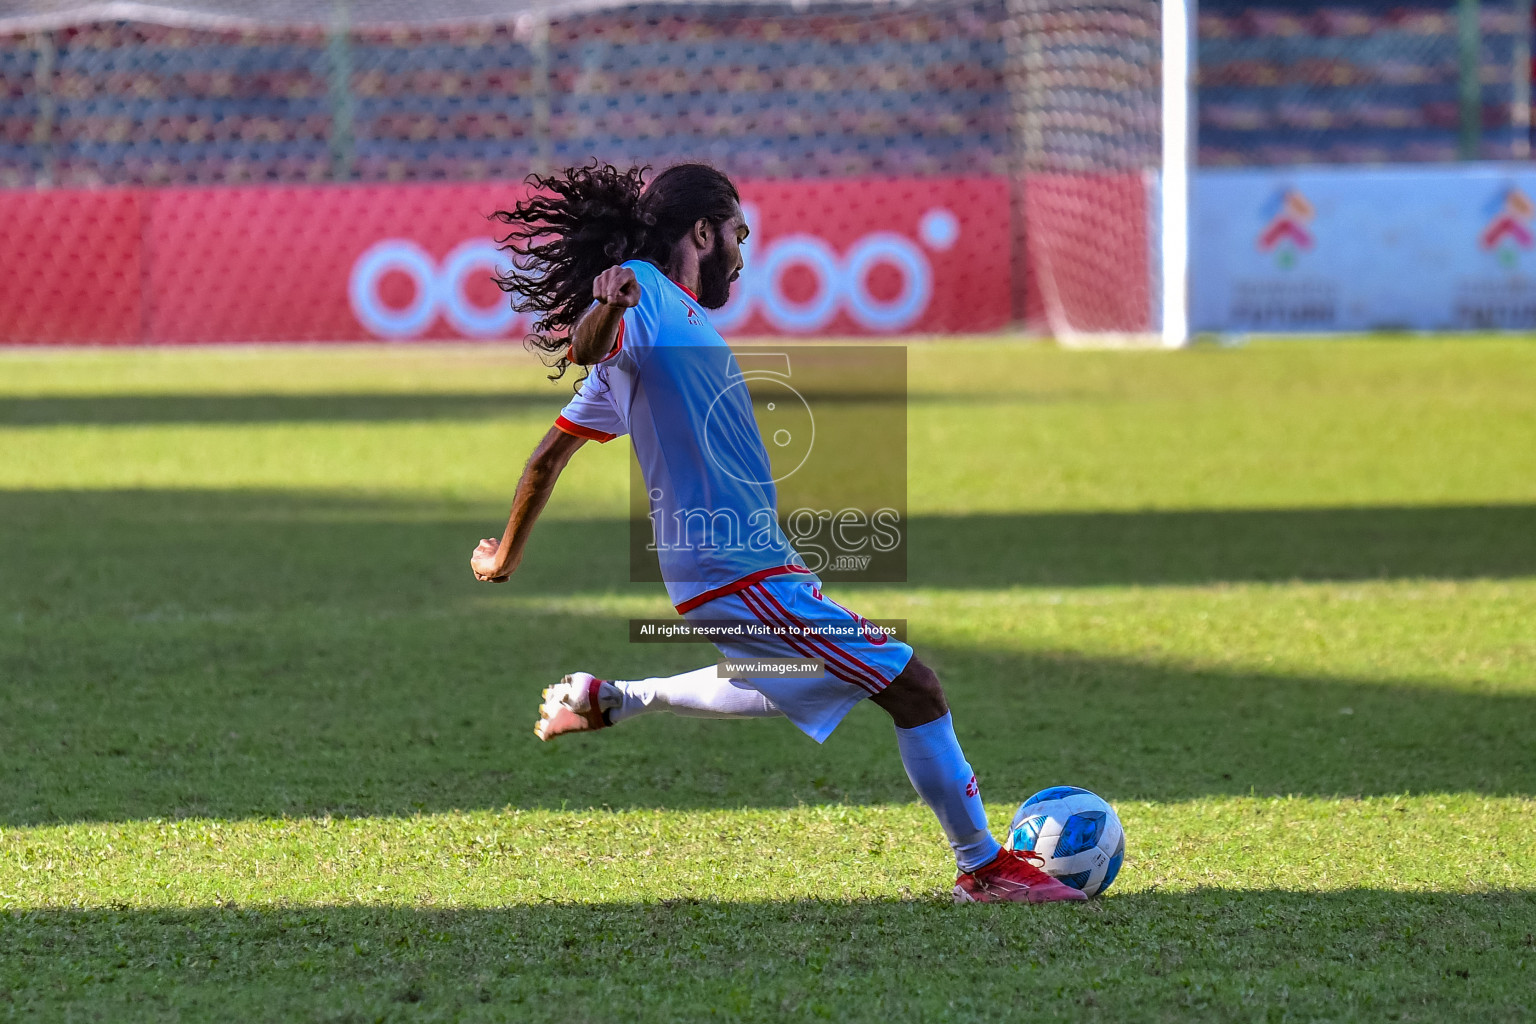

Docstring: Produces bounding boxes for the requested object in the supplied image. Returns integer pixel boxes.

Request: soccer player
[471,163,1084,904]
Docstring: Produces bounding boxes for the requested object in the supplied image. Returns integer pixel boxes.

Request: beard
[697,242,736,309]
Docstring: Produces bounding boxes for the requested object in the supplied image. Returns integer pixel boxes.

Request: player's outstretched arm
[568,265,640,365]
[470,425,586,582]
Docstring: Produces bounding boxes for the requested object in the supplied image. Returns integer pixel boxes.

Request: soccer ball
[1006,786,1125,897]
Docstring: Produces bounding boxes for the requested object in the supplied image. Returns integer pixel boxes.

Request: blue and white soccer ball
[1006,786,1125,897]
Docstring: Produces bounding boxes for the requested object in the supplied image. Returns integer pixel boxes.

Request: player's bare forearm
[471,426,585,582]
[568,265,641,365]
[569,303,625,365]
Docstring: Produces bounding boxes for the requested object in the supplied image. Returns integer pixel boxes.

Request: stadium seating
[1199,0,1531,165]
[0,1,1530,187]
[0,8,1012,186]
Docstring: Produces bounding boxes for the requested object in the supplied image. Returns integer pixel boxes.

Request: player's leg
[753,579,1001,869]
[536,667,781,740]
[873,654,1087,903]
[869,654,1000,872]
[609,665,781,722]
[720,577,1003,869]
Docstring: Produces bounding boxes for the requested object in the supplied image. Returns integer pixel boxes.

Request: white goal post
[1161,0,1195,348]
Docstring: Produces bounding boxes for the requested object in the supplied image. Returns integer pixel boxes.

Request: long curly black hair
[492,161,740,380]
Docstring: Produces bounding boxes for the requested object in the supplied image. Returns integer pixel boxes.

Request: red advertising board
[0,189,143,345]
[1,178,1015,345]
[144,183,520,344]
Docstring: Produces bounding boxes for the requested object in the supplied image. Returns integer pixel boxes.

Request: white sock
[895,712,1001,872]
[608,666,781,723]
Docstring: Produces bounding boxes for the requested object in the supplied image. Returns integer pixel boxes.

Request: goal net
[1008,0,1165,345]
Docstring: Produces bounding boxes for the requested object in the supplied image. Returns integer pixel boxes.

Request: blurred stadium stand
[1200,0,1533,165]
[0,1,1530,189]
[0,4,1018,187]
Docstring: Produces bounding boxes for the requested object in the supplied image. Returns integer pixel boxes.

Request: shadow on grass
[910,505,1536,586]
[0,392,567,426]
[4,492,1535,608]
[3,487,1534,823]
[3,892,1533,1021]
[0,389,1044,428]
[3,626,1532,823]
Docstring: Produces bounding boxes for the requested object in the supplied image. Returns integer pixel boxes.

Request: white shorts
[683,578,914,743]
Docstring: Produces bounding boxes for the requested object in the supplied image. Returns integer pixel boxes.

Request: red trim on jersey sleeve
[672,564,814,614]
[554,415,618,443]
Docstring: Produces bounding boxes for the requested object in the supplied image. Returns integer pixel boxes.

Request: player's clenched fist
[593,266,641,307]
[471,537,511,582]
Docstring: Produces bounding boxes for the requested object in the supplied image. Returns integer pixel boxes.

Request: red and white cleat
[953,848,1090,904]
[534,672,613,741]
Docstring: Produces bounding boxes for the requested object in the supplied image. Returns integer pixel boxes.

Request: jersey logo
[681,300,703,326]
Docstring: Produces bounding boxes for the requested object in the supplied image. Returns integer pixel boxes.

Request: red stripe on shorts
[752,584,892,692]
[673,564,813,615]
[736,587,880,695]
[740,585,885,694]
[740,590,881,696]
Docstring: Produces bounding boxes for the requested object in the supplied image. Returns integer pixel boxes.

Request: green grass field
[2,338,1534,1022]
